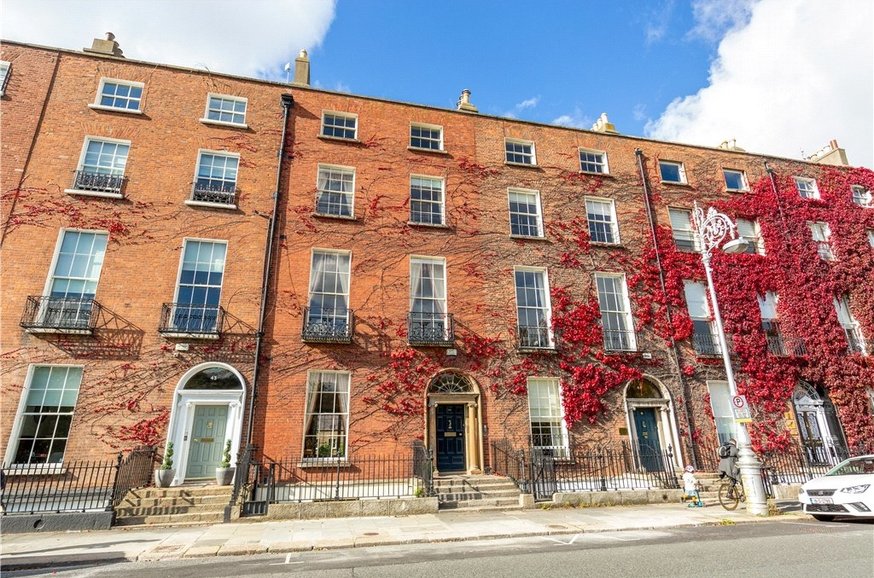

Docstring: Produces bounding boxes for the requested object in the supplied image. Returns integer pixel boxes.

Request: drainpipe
[634,148,698,469]
[246,93,294,446]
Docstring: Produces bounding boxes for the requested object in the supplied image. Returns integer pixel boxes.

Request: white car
[799,455,874,521]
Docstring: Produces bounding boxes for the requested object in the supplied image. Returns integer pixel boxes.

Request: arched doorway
[426,372,483,475]
[624,378,682,470]
[793,382,848,465]
[165,363,246,485]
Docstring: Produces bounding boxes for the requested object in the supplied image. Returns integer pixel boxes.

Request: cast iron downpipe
[634,148,698,469]
[246,93,294,446]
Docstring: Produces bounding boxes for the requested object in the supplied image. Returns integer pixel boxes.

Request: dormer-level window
[795,177,819,199]
[93,78,143,112]
[505,139,536,165]
[723,169,748,192]
[203,94,247,127]
[659,160,687,184]
[579,149,608,174]
[851,185,872,208]
[410,123,443,151]
[0,61,11,96]
[321,112,357,140]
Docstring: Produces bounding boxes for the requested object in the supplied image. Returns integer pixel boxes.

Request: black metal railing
[301,307,353,343]
[603,329,637,352]
[692,330,722,355]
[411,441,434,497]
[191,181,237,205]
[159,303,224,336]
[490,440,529,493]
[517,323,553,350]
[408,312,454,346]
[72,170,126,195]
[20,295,101,333]
[111,446,157,508]
[765,334,807,356]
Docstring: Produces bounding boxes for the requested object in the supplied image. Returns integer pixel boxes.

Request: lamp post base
[737,442,770,516]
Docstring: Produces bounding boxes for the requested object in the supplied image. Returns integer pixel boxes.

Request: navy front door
[633,407,664,472]
[436,404,466,472]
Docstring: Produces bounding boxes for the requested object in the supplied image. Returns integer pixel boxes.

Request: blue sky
[3,0,872,166]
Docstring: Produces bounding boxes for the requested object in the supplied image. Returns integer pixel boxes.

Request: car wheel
[811,514,835,522]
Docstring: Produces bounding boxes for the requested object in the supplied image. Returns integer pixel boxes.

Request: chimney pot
[105,32,115,41]
[456,89,478,113]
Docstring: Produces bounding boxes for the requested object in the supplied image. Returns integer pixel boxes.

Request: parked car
[799,455,874,521]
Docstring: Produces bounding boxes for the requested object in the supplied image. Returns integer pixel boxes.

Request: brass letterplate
[444,432,457,438]
[196,437,215,443]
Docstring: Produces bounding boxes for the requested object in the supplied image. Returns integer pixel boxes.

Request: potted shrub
[215,439,235,486]
[154,442,175,487]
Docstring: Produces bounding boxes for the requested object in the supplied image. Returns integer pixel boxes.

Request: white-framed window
[514,267,553,348]
[808,221,834,261]
[410,123,443,151]
[321,111,357,140]
[723,169,748,192]
[868,230,874,248]
[707,381,738,444]
[410,175,445,225]
[0,60,11,96]
[684,280,720,356]
[68,137,130,196]
[41,230,108,329]
[669,208,700,252]
[527,377,569,458]
[833,295,867,355]
[736,218,765,255]
[316,164,355,218]
[757,291,788,355]
[93,78,143,112]
[659,160,686,184]
[410,256,449,341]
[505,139,536,165]
[795,177,819,200]
[203,94,247,126]
[595,273,636,351]
[6,365,83,467]
[508,188,543,238]
[851,185,872,208]
[579,149,608,174]
[302,370,350,459]
[193,150,239,196]
[585,198,620,244]
[306,249,351,336]
[169,239,227,334]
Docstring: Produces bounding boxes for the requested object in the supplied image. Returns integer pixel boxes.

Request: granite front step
[120,495,231,507]
[114,511,225,526]
[115,503,227,516]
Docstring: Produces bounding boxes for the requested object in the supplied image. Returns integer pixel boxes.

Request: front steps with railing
[435,475,523,511]
[114,484,232,526]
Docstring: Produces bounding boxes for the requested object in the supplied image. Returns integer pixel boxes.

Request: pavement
[0,502,807,570]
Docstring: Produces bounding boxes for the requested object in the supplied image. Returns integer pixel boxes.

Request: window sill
[159,331,221,340]
[200,118,249,130]
[408,146,449,155]
[24,326,93,335]
[505,161,539,169]
[660,180,691,187]
[88,103,144,115]
[517,346,558,354]
[725,188,749,194]
[590,241,624,249]
[4,465,66,476]
[509,234,548,241]
[313,212,357,221]
[298,459,352,469]
[185,199,238,210]
[407,221,450,229]
[64,188,124,200]
[318,134,360,144]
[579,170,613,178]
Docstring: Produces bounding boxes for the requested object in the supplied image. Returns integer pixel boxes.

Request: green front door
[186,405,229,479]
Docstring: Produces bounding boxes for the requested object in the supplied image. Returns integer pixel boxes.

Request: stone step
[433,480,519,491]
[115,503,227,517]
[120,495,231,508]
[440,497,522,509]
[444,504,525,513]
[114,511,225,526]
[128,486,233,499]
[436,489,521,501]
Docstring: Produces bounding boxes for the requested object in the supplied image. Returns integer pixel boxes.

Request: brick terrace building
[2,37,872,483]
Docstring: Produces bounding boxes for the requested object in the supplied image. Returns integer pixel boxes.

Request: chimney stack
[591,113,618,134]
[807,139,849,166]
[456,89,478,113]
[84,32,124,57]
[292,49,310,86]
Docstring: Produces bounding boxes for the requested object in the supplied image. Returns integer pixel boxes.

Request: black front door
[436,404,466,472]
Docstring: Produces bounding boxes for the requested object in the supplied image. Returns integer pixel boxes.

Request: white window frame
[514,266,554,349]
[579,149,609,174]
[808,221,834,261]
[833,295,867,355]
[707,380,738,444]
[795,177,819,200]
[168,238,228,336]
[4,364,84,470]
[201,93,248,128]
[507,188,544,238]
[851,185,872,208]
[723,168,748,192]
[505,139,536,166]
[585,197,620,245]
[409,175,445,226]
[410,256,449,341]
[65,136,131,199]
[306,248,352,335]
[595,272,636,352]
[668,207,700,252]
[659,160,687,184]
[302,370,351,461]
[89,77,144,114]
[0,60,11,96]
[410,123,444,151]
[321,111,358,140]
[188,149,240,209]
[868,230,874,248]
[315,164,356,218]
[527,377,569,459]
[683,280,721,356]
[736,218,765,255]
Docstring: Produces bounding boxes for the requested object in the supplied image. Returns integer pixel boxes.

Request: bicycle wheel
[718,481,740,510]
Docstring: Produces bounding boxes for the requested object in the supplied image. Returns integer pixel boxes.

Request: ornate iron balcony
[20,295,100,334]
[407,312,454,347]
[603,329,637,352]
[517,323,554,350]
[159,303,224,337]
[692,331,722,356]
[765,333,807,356]
[301,307,353,344]
[191,181,237,205]
[72,170,125,195]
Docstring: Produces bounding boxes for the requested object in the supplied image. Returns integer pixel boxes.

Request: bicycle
[718,476,746,510]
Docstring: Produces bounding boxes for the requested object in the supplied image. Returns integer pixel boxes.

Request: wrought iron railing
[603,329,637,352]
[72,170,126,195]
[301,307,353,343]
[490,440,529,493]
[692,330,722,355]
[111,446,158,508]
[765,334,807,356]
[407,312,454,346]
[20,295,101,333]
[191,181,237,205]
[159,303,224,336]
[516,323,553,350]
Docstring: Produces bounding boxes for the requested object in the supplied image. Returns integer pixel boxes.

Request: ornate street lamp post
[692,202,769,516]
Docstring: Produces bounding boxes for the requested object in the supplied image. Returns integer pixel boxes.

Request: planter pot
[215,466,235,486]
[154,469,175,488]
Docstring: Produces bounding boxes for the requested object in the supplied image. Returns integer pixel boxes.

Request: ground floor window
[527,377,568,458]
[303,371,350,459]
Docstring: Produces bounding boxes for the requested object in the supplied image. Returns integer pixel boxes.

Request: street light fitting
[722,237,749,254]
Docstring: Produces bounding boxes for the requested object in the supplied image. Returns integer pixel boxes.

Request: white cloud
[516,96,540,110]
[688,0,756,42]
[552,108,592,129]
[647,0,874,167]
[644,0,676,45]
[1,0,337,79]
[632,104,648,122]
